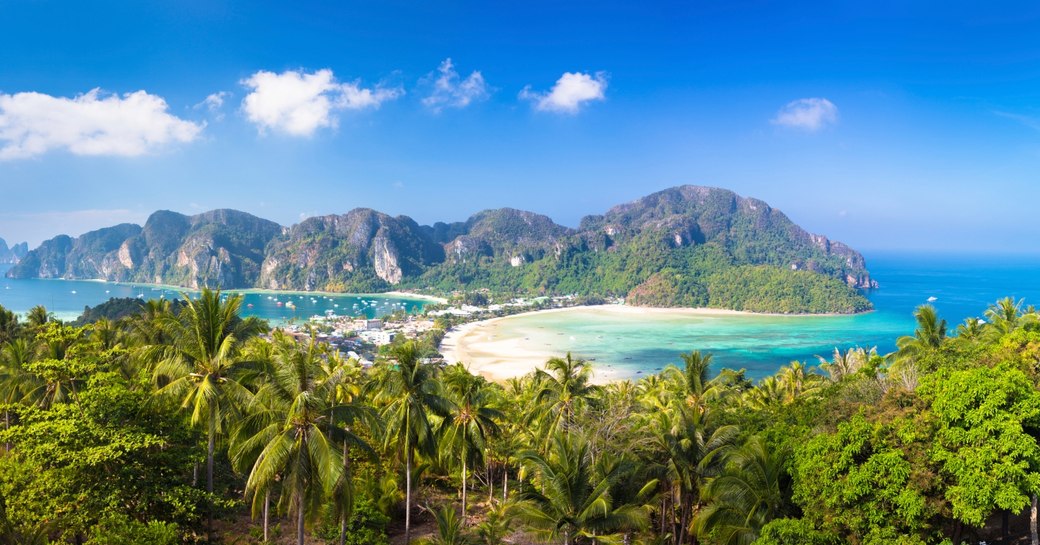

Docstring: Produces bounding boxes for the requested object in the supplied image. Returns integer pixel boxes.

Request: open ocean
[2,252,1039,379]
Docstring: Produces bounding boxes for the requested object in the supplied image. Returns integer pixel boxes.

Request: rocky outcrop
[8,210,280,288]
[259,208,444,292]
[0,238,28,264]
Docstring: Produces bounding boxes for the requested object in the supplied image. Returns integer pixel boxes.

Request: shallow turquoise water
[477,252,1040,379]
[0,265,427,323]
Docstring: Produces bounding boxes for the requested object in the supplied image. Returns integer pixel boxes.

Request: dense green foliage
[72,297,146,325]
[9,294,1040,544]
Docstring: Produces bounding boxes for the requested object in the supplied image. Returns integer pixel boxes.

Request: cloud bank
[520,71,608,114]
[241,69,403,136]
[0,89,203,160]
[772,98,838,131]
[421,59,490,113]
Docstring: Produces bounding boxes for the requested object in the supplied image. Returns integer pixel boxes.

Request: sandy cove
[438,304,817,384]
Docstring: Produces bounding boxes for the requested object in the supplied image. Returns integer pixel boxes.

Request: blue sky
[1,1,1039,255]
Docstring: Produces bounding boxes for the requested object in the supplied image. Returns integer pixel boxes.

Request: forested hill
[6,185,877,313]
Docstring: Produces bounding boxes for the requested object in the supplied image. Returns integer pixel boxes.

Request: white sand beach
[438,305,794,384]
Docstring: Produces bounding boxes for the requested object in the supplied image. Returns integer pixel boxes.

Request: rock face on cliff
[259,209,444,292]
[5,185,878,313]
[8,210,281,288]
[0,238,28,265]
[6,224,141,279]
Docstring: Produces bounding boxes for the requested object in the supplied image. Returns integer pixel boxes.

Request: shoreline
[439,304,863,384]
[11,276,446,304]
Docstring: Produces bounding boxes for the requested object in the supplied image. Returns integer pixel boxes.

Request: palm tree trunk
[461,448,468,523]
[502,470,507,501]
[207,399,216,535]
[1031,494,1038,545]
[297,482,306,545]
[263,489,270,543]
[405,448,413,545]
[340,438,350,545]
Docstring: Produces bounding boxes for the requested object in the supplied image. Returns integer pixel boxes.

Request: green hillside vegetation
[7,186,876,313]
[2,294,1040,544]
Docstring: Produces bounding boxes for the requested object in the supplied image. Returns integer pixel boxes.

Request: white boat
[927,296,938,302]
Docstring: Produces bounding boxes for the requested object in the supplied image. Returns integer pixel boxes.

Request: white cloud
[195,91,231,121]
[520,71,608,114]
[772,98,838,131]
[421,59,490,113]
[0,89,203,160]
[241,69,403,136]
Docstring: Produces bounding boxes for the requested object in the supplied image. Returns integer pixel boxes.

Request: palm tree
[419,506,475,545]
[517,433,650,545]
[954,317,986,342]
[663,351,718,410]
[0,338,41,448]
[29,322,88,409]
[319,347,379,545]
[371,340,452,544]
[693,437,790,545]
[237,333,370,545]
[0,305,21,344]
[642,401,738,545]
[896,305,946,358]
[474,500,515,545]
[531,353,600,445]
[441,364,503,521]
[984,297,1034,337]
[25,306,51,329]
[151,289,265,517]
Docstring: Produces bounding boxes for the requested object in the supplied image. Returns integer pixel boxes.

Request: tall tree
[694,436,791,545]
[151,289,265,527]
[441,364,503,521]
[531,353,600,446]
[517,432,650,545]
[237,333,371,545]
[371,340,451,544]
[896,305,947,358]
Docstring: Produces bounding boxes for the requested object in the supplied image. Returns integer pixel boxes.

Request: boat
[70,290,77,294]
[927,296,938,302]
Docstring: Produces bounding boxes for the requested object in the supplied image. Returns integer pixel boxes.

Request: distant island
[6,185,877,314]
[0,237,28,264]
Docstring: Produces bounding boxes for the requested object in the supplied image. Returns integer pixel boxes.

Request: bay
[0,264,429,323]
[452,252,1040,380]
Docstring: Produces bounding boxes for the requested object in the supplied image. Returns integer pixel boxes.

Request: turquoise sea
[2,253,1039,379]
[0,264,429,323]
[465,252,1040,379]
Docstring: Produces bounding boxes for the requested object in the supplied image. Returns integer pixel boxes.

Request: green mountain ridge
[5,185,877,313]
